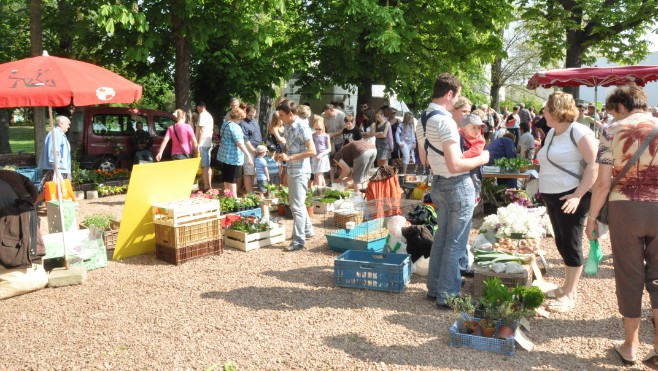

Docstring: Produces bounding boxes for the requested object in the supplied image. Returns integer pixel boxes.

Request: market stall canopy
[0,53,143,108]
[526,65,658,90]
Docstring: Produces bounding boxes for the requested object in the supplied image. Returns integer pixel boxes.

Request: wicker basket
[332,210,364,228]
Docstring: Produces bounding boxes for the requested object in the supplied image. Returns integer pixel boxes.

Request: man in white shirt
[415,73,489,308]
[196,102,214,191]
[321,103,346,181]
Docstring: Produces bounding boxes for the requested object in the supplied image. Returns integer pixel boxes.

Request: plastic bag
[44,179,76,202]
[472,233,493,251]
[414,256,430,276]
[584,238,604,275]
[411,182,428,200]
[385,216,409,254]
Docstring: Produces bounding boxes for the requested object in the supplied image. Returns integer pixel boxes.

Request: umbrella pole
[48,107,69,269]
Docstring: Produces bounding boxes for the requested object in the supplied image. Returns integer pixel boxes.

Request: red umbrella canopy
[0,54,143,108]
[527,65,658,90]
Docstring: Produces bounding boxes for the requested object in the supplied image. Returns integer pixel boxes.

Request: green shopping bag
[584,237,604,275]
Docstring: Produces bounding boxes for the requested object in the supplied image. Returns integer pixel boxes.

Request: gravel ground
[2,194,656,369]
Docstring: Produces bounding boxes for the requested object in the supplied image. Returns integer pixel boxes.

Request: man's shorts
[199,146,212,167]
[243,160,256,176]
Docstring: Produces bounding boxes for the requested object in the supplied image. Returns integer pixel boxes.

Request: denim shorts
[199,146,212,167]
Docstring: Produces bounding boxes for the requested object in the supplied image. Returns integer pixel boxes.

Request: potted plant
[80,213,120,260]
[479,277,513,337]
[275,186,289,217]
[494,157,532,174]
[305,192,314,217]
[265,183,279,201]
[446,293,479,334]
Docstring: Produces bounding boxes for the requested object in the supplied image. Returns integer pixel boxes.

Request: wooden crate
[312,199,337,214]
[156,239,223,265]
[223,224,286,251]
[473,262,533,299]
[154,218,221,248]
[152,198,220,226]
[82,220,120,260]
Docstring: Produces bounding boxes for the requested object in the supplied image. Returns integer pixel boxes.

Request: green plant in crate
[446,293,479,334]
[494,157,532,173]
[275,186,289,205]
[219,196,236,212]
[227,217,271,234]
[81,214,113,229]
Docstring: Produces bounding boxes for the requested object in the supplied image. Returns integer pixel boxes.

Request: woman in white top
[536,91,598,313]
[360,109,377,145]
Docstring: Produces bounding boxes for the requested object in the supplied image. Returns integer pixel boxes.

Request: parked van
[68,107,176,170]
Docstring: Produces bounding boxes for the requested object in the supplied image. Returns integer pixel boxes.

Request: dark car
[68,107,176,170]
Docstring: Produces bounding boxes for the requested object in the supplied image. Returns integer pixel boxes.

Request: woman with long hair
[398,112,416,174]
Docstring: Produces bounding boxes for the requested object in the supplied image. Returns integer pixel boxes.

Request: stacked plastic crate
[152,198,222,265]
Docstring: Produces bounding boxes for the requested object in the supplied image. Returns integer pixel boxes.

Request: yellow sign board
[113,158,200,259]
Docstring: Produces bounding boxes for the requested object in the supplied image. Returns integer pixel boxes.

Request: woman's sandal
[643,349,658,370]
[546,296,576,313]
[614,342,636,366]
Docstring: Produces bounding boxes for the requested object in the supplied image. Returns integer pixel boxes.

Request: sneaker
[284,243,304,251]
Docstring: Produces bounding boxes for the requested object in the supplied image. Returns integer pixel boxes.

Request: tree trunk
[490,52,503,112]
[358,77,373,108]
[172,6,191,112]
[563,31,584,101]
[30,0,45,160]
[57,0,73,57]
[0,110,11,154]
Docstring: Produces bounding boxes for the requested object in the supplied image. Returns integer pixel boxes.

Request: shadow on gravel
[323,312,626,369]
[200,286,417,313]
[87,200,126,206]
[112,253,171,266]
[261,266,335,288]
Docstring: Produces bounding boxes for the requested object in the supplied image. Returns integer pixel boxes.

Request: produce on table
[493,237,540,254]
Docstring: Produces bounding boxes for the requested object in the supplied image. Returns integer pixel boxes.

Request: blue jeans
[427,173,475,304]
[288,173,313,246]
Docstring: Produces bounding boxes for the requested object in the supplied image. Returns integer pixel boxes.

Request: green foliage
[81,214,113,229]
[275,186,289,205]
[218,196,236,212]
[511,285,545,311]
[446,293,476,319]
[227,217,270,234]
[517,0,658,69]
[494,157,532,171]
[480,277,513,309]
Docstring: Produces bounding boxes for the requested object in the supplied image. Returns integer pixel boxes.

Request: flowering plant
[504,188,532,207]
[227,216,271,234]
[480,203,547,239]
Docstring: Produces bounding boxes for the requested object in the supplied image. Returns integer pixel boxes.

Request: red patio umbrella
[0,53,142,107]
[526,65,658,105]
[0,52,143,267]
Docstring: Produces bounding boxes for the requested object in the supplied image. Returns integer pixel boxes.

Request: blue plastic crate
[234,207,262,218]
[449,317,516,356]
[333,250,411,292]
[327,218,387,252]
[15,167,40,184]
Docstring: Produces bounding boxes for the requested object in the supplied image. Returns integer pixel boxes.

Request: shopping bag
[44,179,76,202]
[411,182,427,200]
[584,238,603,275]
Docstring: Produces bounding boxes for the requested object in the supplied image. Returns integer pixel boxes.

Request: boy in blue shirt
[254,145,270,194]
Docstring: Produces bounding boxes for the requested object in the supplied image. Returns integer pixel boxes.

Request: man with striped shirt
[415,73,490,308]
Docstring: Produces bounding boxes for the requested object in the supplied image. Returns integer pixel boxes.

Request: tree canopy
[517,0,658,99]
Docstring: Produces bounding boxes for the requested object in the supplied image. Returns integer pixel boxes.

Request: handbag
[596,124,658,224]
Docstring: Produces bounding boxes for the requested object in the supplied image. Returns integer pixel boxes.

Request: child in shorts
[254,145,270,194]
